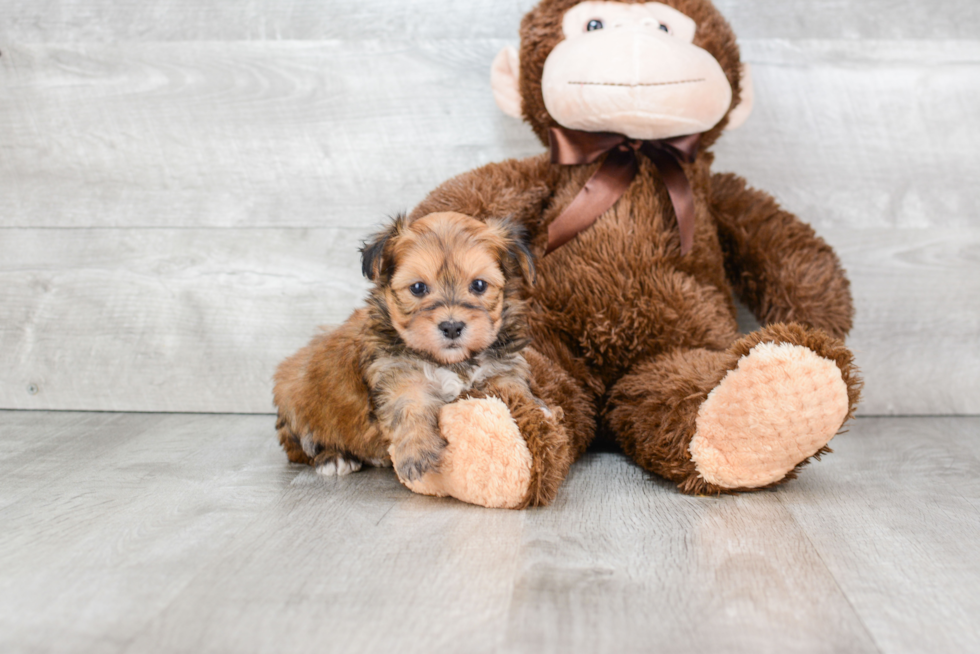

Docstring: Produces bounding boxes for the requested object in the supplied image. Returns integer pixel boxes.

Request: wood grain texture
[2,227,977,415]
[0,228,371,413]
[780,417,980,653]
[0,412,295,653]
[1,0,978,415]
[502,457,878,654]
[0,411,124,510]
[829,228,980,416]
[1,40,977,230]
[0,40,540,229]
[125,463,525,654]
[1,411,978,654]
[0,229,980,415]
[1,0,977,41]
[716,40,980,231]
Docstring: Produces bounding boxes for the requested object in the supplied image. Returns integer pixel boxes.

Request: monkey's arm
[709,172,854,339]
[409,154,560,245]
[405,346,593,509]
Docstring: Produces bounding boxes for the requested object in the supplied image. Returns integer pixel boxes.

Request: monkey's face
[491,0,751,146]
[374,213,531,365]
[542,2,732,140]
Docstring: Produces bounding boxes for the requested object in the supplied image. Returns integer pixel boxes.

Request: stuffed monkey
[274,0,861,509]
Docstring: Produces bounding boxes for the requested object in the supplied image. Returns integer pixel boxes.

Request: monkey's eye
[586,19,603,32]
[470,279,488,295]
[409,282,428,297]
[659,23,670,33]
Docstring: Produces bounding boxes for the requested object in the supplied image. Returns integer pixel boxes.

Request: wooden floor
[0,412,977,653]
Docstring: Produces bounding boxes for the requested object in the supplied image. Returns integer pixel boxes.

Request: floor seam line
[776,493,886,654]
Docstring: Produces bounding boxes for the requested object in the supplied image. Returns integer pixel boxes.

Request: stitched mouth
[568,78,705,88]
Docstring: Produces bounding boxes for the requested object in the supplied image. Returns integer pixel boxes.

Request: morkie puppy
[274,211,537,482]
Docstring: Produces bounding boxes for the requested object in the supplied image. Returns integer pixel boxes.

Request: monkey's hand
[401,390,541,510]
[396,347,581,509]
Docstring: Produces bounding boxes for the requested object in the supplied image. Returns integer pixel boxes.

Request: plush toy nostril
[439,321,466,340]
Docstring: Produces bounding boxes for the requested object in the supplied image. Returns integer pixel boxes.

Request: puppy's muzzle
[439,321,466,341]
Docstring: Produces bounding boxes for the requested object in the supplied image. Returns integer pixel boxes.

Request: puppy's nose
[439,321,466,340]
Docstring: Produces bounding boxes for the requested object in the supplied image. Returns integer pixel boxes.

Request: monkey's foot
[403,397,532,509]
[689,341,850,489]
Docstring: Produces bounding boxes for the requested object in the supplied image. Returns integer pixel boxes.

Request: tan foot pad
[690,342,849,489]
[405,397,532,509]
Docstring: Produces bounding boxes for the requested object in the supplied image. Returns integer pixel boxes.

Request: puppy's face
[362,212,533,365]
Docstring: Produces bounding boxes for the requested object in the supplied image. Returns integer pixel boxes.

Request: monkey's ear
[486,218,536,286]
[725,63,755,131]
[491,45,523,119]
[360,215,406,281]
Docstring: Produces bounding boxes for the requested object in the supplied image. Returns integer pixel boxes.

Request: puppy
[274,211,537,482]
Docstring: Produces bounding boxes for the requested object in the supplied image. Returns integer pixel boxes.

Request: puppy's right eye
[409,282,428,297]
[586,19,603,31]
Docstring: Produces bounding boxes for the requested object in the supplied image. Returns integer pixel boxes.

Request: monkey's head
[491,0,753,148]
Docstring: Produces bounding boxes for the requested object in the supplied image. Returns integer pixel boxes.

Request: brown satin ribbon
[545,127,701,256]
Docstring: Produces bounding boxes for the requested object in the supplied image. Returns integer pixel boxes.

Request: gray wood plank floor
[1,411,978,654]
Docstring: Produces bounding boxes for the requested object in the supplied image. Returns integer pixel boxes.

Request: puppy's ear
[486,218,536,286]
[360,214,407,281]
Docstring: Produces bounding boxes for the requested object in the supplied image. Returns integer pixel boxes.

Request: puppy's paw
[403,397,533,509]
[391,438,447,482]
[315,455,363,477]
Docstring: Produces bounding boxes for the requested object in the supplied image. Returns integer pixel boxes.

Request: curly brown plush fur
[404,0,861,502]
[607,323,862,495]
[275,0,862,506]
[275,212,541,481]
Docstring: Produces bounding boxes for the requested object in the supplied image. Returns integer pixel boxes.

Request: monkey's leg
[607,323,861,494]
[404,347,596,509]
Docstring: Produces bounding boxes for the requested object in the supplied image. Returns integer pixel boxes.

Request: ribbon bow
[546,127,701,256]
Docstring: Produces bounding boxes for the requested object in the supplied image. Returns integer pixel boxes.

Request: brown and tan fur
[276,0,862,505]
[275,212,542,481]
[274,310,387,474]
[403,0,861,499]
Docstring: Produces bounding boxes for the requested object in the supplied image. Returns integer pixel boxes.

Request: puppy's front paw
[403,397,533,509]
[315,455,363,477]
[391,438,447,482]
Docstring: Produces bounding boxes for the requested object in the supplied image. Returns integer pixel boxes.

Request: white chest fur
[422,363,469,403]
[420,355,526,404]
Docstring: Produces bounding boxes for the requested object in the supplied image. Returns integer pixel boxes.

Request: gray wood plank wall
[1,1,978,414]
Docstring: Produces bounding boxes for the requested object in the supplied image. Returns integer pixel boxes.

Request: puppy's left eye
[659,23,670,33]
[470,280,488,295]
[409,282,428,297]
